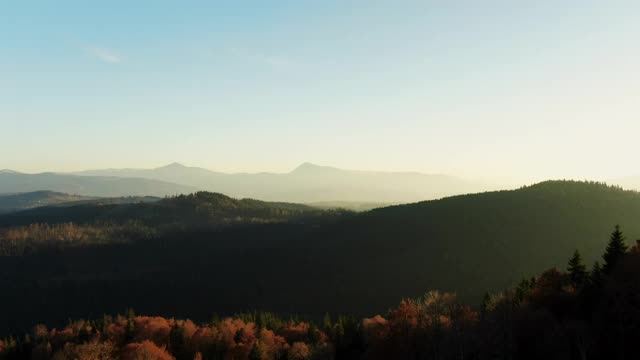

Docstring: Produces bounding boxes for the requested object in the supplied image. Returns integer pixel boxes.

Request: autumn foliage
[0,222,154,255]
[0,311,337,360]
[1,226,640,359]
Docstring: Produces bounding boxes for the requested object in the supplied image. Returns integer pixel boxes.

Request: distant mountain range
[6,163,640,204]
[0,170,196,197]
[69,162,494,203]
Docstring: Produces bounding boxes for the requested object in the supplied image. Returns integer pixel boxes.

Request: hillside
[0,191,95,214]
[1,181,639,334]
[0,191,161,215]
[0,171,196,197]
[5,245,640,360]
[4,244,639,359]
[306,201,391,212]
[306,180,640,311]
[0,191,322,229]
[70,162,494,203]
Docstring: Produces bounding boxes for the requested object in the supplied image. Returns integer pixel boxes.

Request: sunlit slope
[312,181,640,308]
[0,191,321,228]
[0,191,95,214]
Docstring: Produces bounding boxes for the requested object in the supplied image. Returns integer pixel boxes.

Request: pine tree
[567,249,588,286]
[582,261,605,307]
[590,261,604,288]
[602,225,628,274]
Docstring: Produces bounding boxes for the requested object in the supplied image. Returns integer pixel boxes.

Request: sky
[1,1,639,184]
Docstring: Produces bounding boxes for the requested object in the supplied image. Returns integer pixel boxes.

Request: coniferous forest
[0,225,638,359]
[1,181,640,359]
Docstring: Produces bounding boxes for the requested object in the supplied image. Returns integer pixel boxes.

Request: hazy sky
[1,1,639,183]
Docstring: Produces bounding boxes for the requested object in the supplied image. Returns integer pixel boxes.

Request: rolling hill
[0,170,197,197]
[0,191,95,214]
[0,190,164,216]
[1,180,639,333]
[307,180,640,310]
[70,162,494,203]
[0,191,321,228]
[306,201,391,211]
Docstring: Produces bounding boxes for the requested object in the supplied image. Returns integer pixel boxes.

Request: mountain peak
[158,162,187,170]
[0,169,20,174]
[291,162,342,174]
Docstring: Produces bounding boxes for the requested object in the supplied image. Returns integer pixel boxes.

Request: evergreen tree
[567,249,588,286]
[602,225,628,274]
[590,261,604,288]
[581,261,605,310]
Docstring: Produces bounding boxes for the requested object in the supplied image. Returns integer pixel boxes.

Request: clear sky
[1,1,639,183]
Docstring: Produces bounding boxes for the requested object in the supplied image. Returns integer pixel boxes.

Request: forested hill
[0,191,324,228]
[0,191,95,214]
[310,180,640,308]
[2,181,640,335]
[0,191,162,215]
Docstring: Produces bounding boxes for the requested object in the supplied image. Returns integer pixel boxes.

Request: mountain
[1,180,639,334]
[71,162,222,187]
[0,191,95,214]
[0,171,197,197]
[71,162,494,203]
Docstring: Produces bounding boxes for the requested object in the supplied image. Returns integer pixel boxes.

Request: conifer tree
[582,261,605,308]
[602,225,628,274]
[567,249,588,286]
[590,261,604,288]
